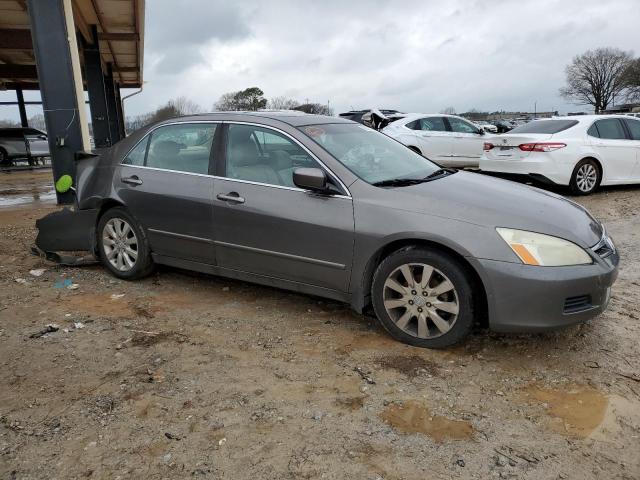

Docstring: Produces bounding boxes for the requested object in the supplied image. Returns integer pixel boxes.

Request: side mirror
[293,167,328,192]
[477,128,485,135]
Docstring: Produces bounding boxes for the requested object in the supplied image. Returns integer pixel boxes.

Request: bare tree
[214,91,239,111]
[624,58,640,102]
[293,103,333,116]
[168,96,202,116]
[214,87,267,111]
[268,96,299,110]
[440,106,456,115]
[560,48,634,113]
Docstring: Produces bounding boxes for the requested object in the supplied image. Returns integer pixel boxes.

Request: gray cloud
[2,0,638,121]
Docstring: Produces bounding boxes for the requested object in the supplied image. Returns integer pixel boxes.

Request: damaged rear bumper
[34,207,98,254]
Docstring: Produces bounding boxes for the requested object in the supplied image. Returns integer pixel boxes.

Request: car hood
[380,171,603,247]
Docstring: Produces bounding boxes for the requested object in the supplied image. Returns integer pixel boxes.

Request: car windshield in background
[509,119,579,134]
[300,123,439,184]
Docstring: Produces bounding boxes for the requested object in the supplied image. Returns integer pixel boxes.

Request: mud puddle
[0,185,56,207]
[523,384,608,438]
[379,400,473,442]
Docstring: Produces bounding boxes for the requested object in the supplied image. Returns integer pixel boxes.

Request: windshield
[299,123,439,184]
[509,119,579,134]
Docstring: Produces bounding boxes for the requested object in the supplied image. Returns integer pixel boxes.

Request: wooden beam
[0,64,38,79]
[98,32,139,41]
[111,65,138,73]
[0,29,33,50]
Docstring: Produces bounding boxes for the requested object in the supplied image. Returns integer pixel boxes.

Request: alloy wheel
[102,218,138,272]
[382,263,459,339]
[576,163,597,193]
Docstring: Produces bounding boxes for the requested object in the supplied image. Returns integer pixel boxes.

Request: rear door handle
[217,192,245,204]
[121,175,143,186]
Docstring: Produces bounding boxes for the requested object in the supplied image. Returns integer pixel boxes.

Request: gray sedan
[34,112,619,348]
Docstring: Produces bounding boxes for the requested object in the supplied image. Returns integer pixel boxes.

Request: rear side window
[123,136,149,166]
[509,120,579,134]
[587,123,600,138]
[594,119,626,140]
[146,123,217,174]
[405,120,420,130]
[623,119,640,140]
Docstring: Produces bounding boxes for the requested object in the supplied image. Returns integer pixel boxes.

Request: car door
[116,122,218,264]
[413,117,452,163]
[445,116,484,165]
[622,118,640,180]
[588,118,636,181]
[212,122,354,292]
[24,129,49,157]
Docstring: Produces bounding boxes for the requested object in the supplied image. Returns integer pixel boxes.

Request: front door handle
[121,175,143,186]
[217,192,245,204]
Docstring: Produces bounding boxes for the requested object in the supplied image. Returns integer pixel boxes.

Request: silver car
[34,112,619,348]
[0,127,50,166]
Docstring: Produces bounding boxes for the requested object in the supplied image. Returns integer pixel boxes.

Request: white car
[480,115,640,195]
[474,121,498,134]
[382,113,487,167]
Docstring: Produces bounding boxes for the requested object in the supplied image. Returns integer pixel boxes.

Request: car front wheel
[371,247,475,349]
[97,207,154,279]
[570,159,601,195]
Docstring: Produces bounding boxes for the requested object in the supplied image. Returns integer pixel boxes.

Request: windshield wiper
[372,168,457,187]
[425,167,457,178]
[371,178,426,187]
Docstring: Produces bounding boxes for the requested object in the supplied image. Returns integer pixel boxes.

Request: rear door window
[419,117,448,132]
[145,123,217,174]
[594,119,627,140]
[623,119,640,140]
[509,120,579,134]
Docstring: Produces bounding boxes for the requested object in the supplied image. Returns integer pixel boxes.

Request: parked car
[474,120,498,134]
[339,109,405,130]
[34,112,618,349]
[480,115,640,195]
[0,127,50,166]
[491,120,513,133]
[382,113,487,167]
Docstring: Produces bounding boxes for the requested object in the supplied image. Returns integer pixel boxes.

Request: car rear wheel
[0,148,9,166]
[97,207,154,279]
[371,247,474,348]
[570,159,601,195]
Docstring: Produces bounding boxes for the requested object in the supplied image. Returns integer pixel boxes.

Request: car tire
[0,148,9,166]
[97,207,154,280]
[569,159,601,195]
[371,247,474,349]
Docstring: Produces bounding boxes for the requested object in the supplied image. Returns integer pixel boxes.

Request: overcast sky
[2,0,639,121]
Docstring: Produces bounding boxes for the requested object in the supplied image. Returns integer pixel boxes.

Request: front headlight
[496,228,592,266]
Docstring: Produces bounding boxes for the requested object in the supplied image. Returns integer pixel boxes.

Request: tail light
[483,142,495,151]
[518,142,566,152]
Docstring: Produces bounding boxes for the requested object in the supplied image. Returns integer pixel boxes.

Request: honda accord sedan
[34,112,619,348]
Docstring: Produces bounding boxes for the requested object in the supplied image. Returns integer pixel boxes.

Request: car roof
[155,111,354,127]
[535,114,635,122]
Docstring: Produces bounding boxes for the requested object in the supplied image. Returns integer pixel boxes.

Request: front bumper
[473,251,619,332]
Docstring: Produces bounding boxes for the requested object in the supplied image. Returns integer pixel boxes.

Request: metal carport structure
[0,0,145,203]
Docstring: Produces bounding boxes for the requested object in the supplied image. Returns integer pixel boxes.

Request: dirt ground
[1,169,639,479]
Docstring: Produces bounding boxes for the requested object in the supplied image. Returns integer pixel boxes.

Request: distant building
[602,103,640,114]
